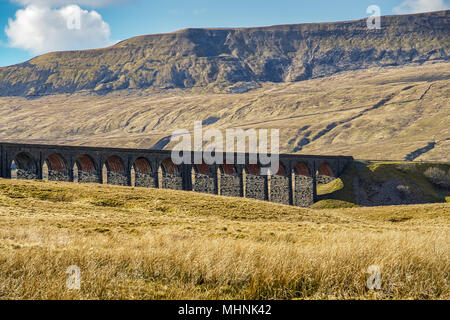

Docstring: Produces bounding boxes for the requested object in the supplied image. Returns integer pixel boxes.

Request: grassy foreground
[0,178,448,300]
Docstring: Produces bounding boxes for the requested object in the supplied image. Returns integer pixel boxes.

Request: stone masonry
[0,142,353,207]
[270,175,291,205]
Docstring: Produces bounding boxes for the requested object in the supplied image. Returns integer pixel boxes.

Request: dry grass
[0,178,448,300]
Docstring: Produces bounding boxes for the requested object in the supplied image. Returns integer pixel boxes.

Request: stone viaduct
[0,142,353,207]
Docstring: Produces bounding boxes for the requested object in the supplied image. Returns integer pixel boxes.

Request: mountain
[0,10,448,97]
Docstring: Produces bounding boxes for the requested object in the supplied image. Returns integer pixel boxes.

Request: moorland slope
[0,62,448,161]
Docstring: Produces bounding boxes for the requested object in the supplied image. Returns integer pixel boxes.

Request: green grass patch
[311,199,358,209]
[317,163,359,204]
[317,179,344,196]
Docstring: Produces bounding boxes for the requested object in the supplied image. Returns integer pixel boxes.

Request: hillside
[0,178,448,299]
[317,161,450,207]
[0,61,449,161]
[0,10,448,96]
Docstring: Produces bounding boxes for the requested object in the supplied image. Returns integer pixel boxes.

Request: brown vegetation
[0,178,448,300]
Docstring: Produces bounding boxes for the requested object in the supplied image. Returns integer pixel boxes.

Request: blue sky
[0,0,448,67]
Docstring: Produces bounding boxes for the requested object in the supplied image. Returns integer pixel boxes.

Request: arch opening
[161,158,179,174]
[220,163,236,175]
[45,153,69,181]
[75,154,98,183]
[13,152,37,180]
[160,158,183,190]
[192,162,215,194]
[133,157,152,173]
[132,157,156,188]
[274,163,287,176]
[317,162,335,185]
[295,162,310,176]
[195,163,211,175]
[105,156,125,172]
[318,163,334,177]
[104,155,127,186]
[246,164,261,176]
[76,155,96,172]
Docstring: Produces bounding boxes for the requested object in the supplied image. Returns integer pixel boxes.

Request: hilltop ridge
[0,10,448,97]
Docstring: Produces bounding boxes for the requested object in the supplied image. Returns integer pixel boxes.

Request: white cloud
[393,0,449,14]
[5,4,113,54]
[11,1,125,8]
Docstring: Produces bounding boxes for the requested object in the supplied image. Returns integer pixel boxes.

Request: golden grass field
[0,178,448,300]
[0,62,449,161]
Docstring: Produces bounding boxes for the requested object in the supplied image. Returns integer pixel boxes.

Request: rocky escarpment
[0,10,448,97]
[319,162,450,207]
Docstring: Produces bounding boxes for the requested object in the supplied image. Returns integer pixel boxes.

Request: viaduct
[0,142,353,207]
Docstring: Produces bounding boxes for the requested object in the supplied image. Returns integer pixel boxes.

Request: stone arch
[134,157,152,173]
[74,154,99,183]
[160,158,183,190]
[270,162,290,205]
[105,156,125,172]
[218,163,241,197]
[317,162,335,184]
[44,153,69,181]
[104,155,127,186]
[318,163,334,177]
[295,162,310,176]
[245,163,266,200]
[161,158,179,174]
[12,152,38,180]
[274,162,288,176]
[220,163,236,175]
[192,162,215,194]
[76,154,96,172]
[244,163,260,175]
[195,163,211,175]
[132,157,156,188]
[246,164,261,175]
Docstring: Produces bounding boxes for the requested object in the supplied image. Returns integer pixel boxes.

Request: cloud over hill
[5,4,113,54]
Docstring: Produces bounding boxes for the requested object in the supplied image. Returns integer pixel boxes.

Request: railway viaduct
[0,142,353,207]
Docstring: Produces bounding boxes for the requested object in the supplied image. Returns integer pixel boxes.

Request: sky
[0,0,448,67]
